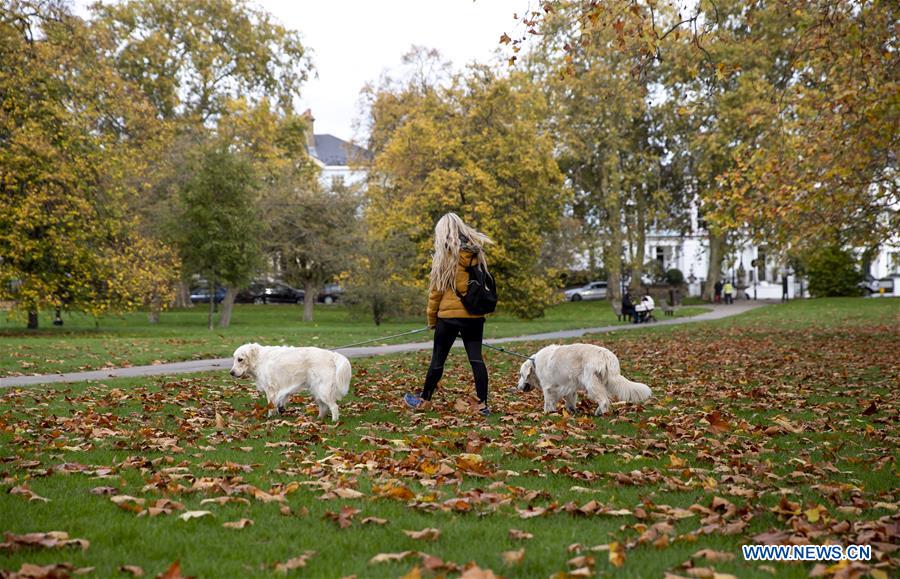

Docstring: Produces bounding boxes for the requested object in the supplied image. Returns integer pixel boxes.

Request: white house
[641,200,900,299]
[303,110,369,189]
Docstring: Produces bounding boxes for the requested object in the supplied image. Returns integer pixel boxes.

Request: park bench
[662,301,675,317]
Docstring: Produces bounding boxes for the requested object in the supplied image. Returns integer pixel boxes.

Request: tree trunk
[629,191,647,294]
[702,231,727,302]
[302,280,317,322]
[27,310,38,330]
[605,195,624,302]
[148,293,161,324]
[175,280,193,308]
[218,287,238,328]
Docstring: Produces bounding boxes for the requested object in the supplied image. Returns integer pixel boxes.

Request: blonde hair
[428,213,493,292]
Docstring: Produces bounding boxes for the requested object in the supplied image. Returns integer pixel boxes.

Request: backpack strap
[455,252,479,299]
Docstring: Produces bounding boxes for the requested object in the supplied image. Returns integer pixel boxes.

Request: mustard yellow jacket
[426,249,485,327]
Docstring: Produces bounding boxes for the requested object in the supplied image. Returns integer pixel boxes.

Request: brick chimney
[302,109,317,152]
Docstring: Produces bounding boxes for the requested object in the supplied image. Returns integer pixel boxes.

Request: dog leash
[482,342,535,362]
[330,327,431,350]
[330,326,535,362]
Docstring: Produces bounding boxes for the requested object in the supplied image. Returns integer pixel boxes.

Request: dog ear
[521,360,534,381]
[247,343,260,363]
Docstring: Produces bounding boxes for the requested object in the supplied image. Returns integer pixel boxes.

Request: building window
[656,246,665,270]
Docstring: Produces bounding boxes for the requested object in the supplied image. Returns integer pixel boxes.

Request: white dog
[230,343,351,422]
[517,343,651,415]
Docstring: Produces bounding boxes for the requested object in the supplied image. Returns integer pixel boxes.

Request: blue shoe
[404,393,426,410]
[478,404,491,417]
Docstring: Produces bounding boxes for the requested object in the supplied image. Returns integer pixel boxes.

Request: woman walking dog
[404,213,494,416]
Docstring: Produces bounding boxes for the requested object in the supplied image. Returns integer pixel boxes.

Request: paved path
[1,302,768,388]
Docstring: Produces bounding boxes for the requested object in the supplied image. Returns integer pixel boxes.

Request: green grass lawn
[0,298,897,578]
[0,300,708,376]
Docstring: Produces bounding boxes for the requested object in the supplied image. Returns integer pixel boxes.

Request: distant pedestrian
[723,280,735,304]
[714,279,723,304]
[403,213,493,416]
[622,292,637,323]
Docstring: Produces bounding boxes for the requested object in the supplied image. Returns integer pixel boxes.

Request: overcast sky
[256,0,528,141]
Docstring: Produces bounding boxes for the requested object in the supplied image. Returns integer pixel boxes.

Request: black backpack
[456,255,498,315]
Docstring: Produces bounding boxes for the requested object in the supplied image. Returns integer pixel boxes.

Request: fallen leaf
[609,542,626,568]
[157,560,183,579]
[120,565,144,576]
[403,528,441,541]
[691,549,735,562]
[178,510,213,522]
[274,551,316,573]
[508,529,533,540]
[222,518,253,529]
[369,551,416,565]
[502,548,525,565]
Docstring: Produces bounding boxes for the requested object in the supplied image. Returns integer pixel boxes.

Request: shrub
[805,245,863,297]
[665,268,685,286]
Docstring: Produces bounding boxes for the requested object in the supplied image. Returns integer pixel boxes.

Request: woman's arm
[426,288,442,328]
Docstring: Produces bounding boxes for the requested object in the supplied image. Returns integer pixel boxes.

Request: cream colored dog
[230,343,351,422]
[517,343,651,415]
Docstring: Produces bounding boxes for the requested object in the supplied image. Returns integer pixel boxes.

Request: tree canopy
[363,54,569,318]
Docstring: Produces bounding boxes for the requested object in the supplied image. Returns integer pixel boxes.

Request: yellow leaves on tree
[0,4,177,326]
[362,52,569,319]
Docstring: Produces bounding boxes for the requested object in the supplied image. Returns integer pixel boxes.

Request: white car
[564,281,608,301]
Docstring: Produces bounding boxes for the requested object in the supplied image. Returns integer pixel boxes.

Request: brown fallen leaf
[9,484,50,503]
[331,487,365,499]
[89,486,118,496]
[361,517,388,526]
[502,548,525,565]
[403,528,441,541]
[5,563,78,578]
[222,518,253,529]
[274,551,316,573]
[120,565,144,576]
[111,495,145,513]
[400,566,422,579]
[691,549,735,562]
[0,531,89,552]
[508,529,534,540]
[458,563,501,579]
[609,542,626,568]
[157,560,183,579]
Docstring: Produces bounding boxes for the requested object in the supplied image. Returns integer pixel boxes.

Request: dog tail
[605,370,652,403]
[334,355,352,398]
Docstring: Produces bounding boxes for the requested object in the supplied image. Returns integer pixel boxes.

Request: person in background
[723,280,735,304]
[403,213,494,417]
[714,279,723,303]
[622,292,637,323]
[639,293,655,322]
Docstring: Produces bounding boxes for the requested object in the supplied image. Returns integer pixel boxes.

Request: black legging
[420,317,488,404]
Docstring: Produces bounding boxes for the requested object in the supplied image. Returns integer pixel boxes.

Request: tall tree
[176,146,261,330]
[534,1,671,301]
[90,0,313,308]
[216,98,348,323]
[363,54,568,319]
[267,181,361,322]
[0,1,176,328]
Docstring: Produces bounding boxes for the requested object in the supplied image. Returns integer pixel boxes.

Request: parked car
[564,281,608,301]
[235,282,304,304]
[317,283,343,304]
[190,287,227,304]
[859,276,894,295]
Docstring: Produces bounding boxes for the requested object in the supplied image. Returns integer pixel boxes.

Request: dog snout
[230,369,237,377]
